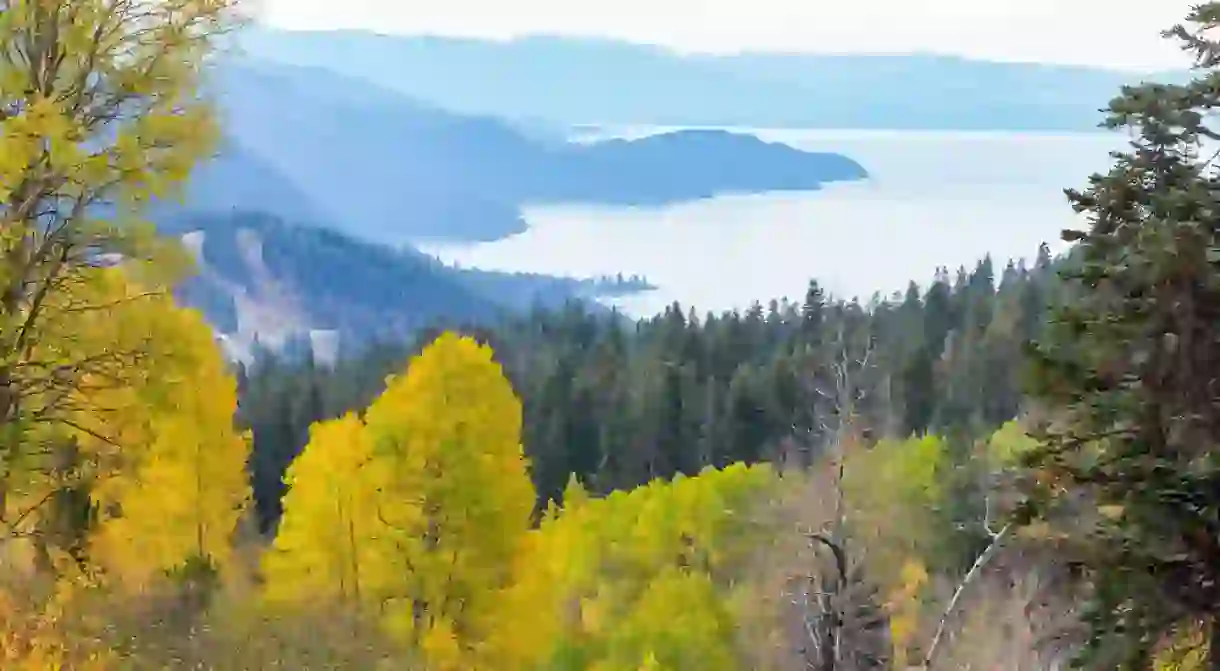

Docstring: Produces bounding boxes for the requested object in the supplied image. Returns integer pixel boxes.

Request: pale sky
[257,0,1199,72]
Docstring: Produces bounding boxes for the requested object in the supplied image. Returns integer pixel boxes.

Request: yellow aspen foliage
[0,0,236,209]
[86,300,251,588]
[0,269,160,565]
[635,651,664,671]
[562,472,592,512]
[360,332,534,656]
[985,420,1040,467]
[0,552,114,670]
[262,413,403,610]
[0,0,241,559]
[419,618,464,671]
[262,332,534,665]
[886,558,930,668]
[1154,623,1209,671]
[0,267,248,592]
[480,462,776,670]
[590,567,739,671]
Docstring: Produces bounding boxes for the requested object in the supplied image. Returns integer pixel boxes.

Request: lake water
[418,127,1128,318]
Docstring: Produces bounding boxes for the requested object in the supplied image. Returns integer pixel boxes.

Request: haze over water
[419,127,1127,318]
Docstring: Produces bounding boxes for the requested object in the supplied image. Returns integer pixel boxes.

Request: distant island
[590,273,655,297]
[178,61,867,246]
[544,129,866,206]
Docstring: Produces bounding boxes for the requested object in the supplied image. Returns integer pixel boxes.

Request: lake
[417,127,1128,318]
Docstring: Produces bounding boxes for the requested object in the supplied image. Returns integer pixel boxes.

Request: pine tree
[802,280,826,344]
[1023,5,1220,666]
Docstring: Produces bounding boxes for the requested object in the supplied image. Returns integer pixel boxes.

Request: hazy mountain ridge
[188,59,865,245]
[237,28,1184,132]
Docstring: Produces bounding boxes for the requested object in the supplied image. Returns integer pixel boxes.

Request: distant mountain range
[173,26,1179,357]
[236,27,1184,132]
[163,25,1184,358]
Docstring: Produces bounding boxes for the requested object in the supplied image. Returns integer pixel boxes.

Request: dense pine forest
[240,247,1058,530]
[4,0,1220,669]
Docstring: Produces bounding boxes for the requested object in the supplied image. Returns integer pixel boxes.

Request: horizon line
[246,22,1185,75]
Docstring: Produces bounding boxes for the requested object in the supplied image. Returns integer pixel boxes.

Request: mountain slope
[165,211,504,356]
[165,211,646,359]
[237,28,1176,131]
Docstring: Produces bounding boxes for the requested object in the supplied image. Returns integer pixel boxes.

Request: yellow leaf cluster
[886,558,930,667]
[262,413,396,608]
[0,0,236,210]
[264,333,534,666]
[1154,623,1210,671]
[0,0,239,497]
[481,462,776,670]
[0,561,114,670]
[86,299,251,587]
[2,267,249,589]
[363,332,534,647]
[985,420,1039,467]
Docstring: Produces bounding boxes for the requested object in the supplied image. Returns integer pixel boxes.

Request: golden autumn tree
[264,332,535,666]
[262,413,401,614]
[0,0,241,548]
[85,293,251,590]
[364,332,534,662]
[0,269,251,669]
[2,268,242,571]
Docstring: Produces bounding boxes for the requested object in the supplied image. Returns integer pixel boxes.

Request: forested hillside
[239,247,1058,528]
[3,0,1220,670]
[160,210,648,358]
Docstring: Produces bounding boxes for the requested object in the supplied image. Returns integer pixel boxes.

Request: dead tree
[788,321,889,671]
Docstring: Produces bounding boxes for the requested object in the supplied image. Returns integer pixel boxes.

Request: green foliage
[842,435,951,580]
[1021,3,1220,666]
[239,252,1061,533]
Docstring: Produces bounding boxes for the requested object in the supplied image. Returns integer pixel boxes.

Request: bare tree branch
[919,522,1013,670]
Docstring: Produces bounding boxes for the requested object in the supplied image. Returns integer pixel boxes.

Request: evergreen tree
[1024,5,1220,666]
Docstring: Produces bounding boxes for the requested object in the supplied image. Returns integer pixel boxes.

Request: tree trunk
[1209,615,1220,671]
[0,212,32,535]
